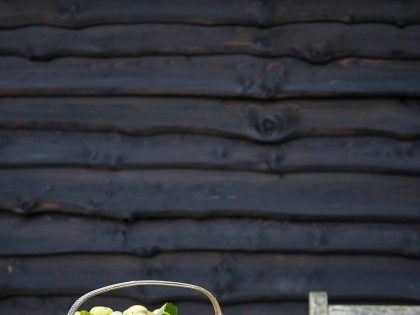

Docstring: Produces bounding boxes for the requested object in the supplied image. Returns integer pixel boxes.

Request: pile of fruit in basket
[75,302,177,315]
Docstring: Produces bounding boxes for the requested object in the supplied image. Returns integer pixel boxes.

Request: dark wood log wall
[1,1,420,314]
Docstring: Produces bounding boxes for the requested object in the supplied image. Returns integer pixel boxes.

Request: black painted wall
[0,1,420,314]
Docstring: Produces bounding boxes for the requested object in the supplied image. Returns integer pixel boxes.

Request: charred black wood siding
[1,1,420,314]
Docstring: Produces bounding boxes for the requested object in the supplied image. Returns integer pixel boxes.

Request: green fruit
[90,306,114,315]
[110,312,123,315]
[123,305,149,315]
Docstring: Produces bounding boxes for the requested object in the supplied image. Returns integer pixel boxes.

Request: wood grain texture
[0,98,419,143]
[0,297,306,315]
[1,24,420,62]
[0,131,419,174]
[1,1,419,315]
[2,213,420,256]
[1,57,420,98]
[1,0,420,27]
[0,169,419,221]
[329,305,420,315]
[1,254,420,302]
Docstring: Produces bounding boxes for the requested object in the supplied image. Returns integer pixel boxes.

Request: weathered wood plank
[329,305,420,315]
[1,57,420,98]
[310,292,328,315]
[2,24,420,62]
[2,213,420,256]
[0,297,306,315]
[312,292,420,315]
[0,131,419,174]
[0,169,419,221]
[1,254,419,302]
[0,98,419,143]
[1,0,419,27]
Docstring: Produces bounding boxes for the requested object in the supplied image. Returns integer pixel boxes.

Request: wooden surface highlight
[310,292,420,315]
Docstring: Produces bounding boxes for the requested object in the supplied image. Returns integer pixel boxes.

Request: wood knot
[254,35,272,49]
[246,105,301,141]
[259,117,277,135]
[305,48,331,63]
[0,133,11,150]
[262,61,285,98]
[267,151,284,171]
[18,199,37,212]
[55,0,81,22]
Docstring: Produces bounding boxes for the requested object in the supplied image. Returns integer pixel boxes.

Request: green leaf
[154,303,178,315]
[80,311,92,315]
[163,303,178,315]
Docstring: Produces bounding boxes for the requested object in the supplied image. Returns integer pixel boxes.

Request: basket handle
[67,280,223,315]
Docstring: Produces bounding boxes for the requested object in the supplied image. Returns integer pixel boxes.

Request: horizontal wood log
[0,98,419,143]
[1,0,419,27]
[0,169,419,221]
[2,213,420,256]
[1,24,420,62]
[1,254,420,302]
[1,57,420,98]
[0,131,419,174]
[0,297,306,315]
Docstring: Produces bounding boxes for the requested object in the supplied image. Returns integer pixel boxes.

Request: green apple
[90,306,114,315]
[123,305,151,315]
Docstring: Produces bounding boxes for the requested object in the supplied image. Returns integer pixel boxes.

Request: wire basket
[67,280,223,315]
